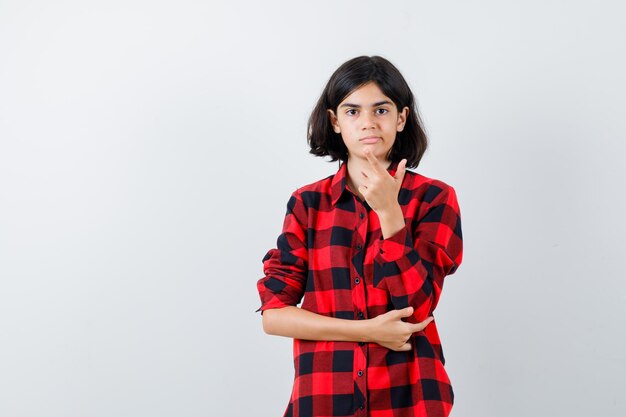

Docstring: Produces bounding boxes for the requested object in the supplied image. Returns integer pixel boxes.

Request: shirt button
[355,277,360,284]
[358,342,365,346]
[357,311,364,319]
[359,212,364,219]
[360,404,365,410]
[358,370,363,377]
[356,244,362,250]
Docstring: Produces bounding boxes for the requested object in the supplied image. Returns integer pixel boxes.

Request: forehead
[339,82,392,105]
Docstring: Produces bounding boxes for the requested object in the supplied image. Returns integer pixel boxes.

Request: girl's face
[327,81,408,163]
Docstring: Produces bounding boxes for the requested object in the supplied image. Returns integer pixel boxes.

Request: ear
[327,109,341,133]
[396,106,409,132]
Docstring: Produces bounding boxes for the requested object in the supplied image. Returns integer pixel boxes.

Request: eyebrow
[339,100,393,108]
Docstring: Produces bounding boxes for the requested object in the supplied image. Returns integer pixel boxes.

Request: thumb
[411,316,434,332]
[397,342,412,352]
[395,159,407,182]
[398,306,414,318]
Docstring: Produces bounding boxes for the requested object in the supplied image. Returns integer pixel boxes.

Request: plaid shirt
[257,160,463,417]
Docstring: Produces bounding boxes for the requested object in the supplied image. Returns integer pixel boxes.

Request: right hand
[367,307,434,351]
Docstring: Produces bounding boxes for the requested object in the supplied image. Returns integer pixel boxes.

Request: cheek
[339,119,353,130]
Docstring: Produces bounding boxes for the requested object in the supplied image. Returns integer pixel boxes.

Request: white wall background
[1,1,625,416]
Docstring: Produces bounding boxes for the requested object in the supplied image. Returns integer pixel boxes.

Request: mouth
[359,136,382,144]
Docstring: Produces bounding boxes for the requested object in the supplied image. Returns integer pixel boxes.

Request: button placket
[352,197,369,412]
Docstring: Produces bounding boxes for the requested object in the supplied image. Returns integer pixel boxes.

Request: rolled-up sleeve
[372,183,463,322]
[256,190,309,313]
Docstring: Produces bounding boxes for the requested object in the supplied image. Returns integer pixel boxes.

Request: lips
[359,136,381,144]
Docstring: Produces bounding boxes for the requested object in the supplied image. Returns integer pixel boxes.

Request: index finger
[363,148,387,176]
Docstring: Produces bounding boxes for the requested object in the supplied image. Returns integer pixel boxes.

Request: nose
[361,112,376,130]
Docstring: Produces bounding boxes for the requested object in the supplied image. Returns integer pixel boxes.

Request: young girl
[256,56,463,417]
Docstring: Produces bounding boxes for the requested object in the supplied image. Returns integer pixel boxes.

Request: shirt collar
[330,159,400,206]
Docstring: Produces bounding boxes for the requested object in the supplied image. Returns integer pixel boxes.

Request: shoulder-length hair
[307,55,428,169]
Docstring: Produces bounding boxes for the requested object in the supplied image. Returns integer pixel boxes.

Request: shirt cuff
[256,296,294,314]
[256,277,300,314]
[374,225,414,263]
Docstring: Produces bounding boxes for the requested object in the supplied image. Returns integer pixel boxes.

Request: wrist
[377,204,403,224]
[354,319,373,343]
[378,204,405,239]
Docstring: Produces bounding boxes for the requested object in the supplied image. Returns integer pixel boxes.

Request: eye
[375,108,389,115]
[346,109,358,116]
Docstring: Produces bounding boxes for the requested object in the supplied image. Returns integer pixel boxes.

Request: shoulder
[402,170,458,203]
[280,175,334,215]
[289,173,335,208]
[294,173,334,194]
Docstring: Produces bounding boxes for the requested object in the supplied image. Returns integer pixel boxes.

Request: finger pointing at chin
[363,148,384,173]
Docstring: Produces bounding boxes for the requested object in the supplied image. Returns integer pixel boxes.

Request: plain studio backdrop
[1,1,625,416]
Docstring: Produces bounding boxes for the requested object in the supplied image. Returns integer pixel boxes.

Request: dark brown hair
[307,55,428,168]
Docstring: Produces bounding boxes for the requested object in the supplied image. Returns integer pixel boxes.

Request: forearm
[262,306,370,342]
[373,237,437,322]
[375,207,438,322]
[263,306,434,351]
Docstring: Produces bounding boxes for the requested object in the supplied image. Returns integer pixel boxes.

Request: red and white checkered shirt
[257,160,463,417]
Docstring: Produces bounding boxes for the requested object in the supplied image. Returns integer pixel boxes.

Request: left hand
[357,149,407,214]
